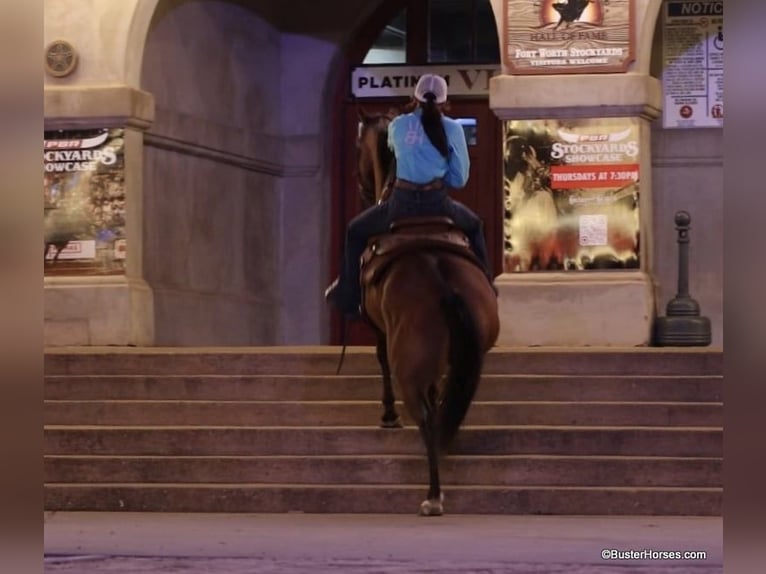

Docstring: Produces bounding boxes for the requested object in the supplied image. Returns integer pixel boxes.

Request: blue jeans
[334,186,492,315]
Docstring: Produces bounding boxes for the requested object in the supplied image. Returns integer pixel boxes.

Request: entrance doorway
[332,98,501,345]
[329,0,502,345]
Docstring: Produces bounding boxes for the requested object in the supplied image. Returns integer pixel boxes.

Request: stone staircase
[44,347,722,515]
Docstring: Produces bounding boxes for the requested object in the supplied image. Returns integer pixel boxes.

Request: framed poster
[662,1,723,128]
[503,0,635,74]
[44,128,126,276]
[502,117,640,272]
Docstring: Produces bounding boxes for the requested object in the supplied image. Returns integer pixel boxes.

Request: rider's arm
[443,119,470,189]
[387,118,399,157]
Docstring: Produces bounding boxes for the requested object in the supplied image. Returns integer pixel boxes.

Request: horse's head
[356,108,397,207]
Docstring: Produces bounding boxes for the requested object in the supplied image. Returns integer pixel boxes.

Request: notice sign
[502,117,640,273]
[662,1,723,128]
[503,0,635,74]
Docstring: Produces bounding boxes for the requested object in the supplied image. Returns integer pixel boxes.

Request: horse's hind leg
[418,387,444,516]
[375,335,402,428]
[391,338,447,515]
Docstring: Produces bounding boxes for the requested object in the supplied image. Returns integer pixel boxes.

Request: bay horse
[355,109,500,516]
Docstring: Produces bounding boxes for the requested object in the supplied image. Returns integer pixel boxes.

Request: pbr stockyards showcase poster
[502,117,640,273]
[44,128,126,276]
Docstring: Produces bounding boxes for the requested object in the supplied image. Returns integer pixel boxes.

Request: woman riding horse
[326,74,494,318]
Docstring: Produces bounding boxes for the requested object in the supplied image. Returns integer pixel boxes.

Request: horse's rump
[358,217,491,322]
[361,215,497,341]
[365,248,498,453]
[363,244,499,361]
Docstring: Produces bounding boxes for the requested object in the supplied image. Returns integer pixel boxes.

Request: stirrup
[324,278,340,303]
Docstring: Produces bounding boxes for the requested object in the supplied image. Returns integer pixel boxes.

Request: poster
[503,0,635,74]
[502,117,640,273]
[662,1,723,128]
[44,128,126,276]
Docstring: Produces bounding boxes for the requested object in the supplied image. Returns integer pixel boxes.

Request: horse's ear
[386,106,399,118]
[358,107,371,122]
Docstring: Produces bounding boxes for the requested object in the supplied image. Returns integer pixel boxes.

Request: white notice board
[662,1,723,129]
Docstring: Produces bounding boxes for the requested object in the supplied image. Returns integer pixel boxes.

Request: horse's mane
[375,122,393,187]
[357,108,398,207]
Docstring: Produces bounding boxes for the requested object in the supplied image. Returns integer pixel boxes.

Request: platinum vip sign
[43,129,127,274]
[351,65,499,98]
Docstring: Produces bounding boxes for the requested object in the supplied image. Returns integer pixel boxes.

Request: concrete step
[45,347,723,377]
[43,347,723,515]
[44,454,722,487]
[45,426,722,457]
[43,483,722,515]
[44,400,722,427]
[44,374,723,402]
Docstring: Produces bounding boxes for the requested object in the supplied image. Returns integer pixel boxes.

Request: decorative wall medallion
[45,39,78,77]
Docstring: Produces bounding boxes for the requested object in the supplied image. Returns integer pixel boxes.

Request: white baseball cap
[414,74,448,104]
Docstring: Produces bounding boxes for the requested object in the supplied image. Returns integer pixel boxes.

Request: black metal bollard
[654,211,711,346]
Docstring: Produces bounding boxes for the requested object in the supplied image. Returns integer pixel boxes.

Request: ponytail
[420,94,449,158]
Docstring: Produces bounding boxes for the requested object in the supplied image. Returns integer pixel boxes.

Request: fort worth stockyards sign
[503,0,635,74]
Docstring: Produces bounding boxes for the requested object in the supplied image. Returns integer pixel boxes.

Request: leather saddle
[360,216,482,291]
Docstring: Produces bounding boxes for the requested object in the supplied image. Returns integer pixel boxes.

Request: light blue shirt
[388,109,470,189]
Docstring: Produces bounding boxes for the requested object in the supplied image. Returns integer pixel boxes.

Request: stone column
[489,73,662,346]
[44,86,155,346]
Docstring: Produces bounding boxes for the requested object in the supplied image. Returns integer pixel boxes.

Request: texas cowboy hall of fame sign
[503,0,636,74]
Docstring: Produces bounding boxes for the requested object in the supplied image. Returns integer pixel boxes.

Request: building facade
[43,0,723,347]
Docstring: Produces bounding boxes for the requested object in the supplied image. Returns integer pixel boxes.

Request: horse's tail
[432,256,483,453]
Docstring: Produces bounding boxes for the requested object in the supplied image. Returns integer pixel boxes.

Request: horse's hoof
[380,417,403,429]
[419,498,444,516]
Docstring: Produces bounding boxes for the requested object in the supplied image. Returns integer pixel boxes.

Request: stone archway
[138,0,289,345]
[136,0,367,345]
[125,0,162,88]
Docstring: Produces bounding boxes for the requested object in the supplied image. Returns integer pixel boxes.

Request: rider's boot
[325,277,361,319]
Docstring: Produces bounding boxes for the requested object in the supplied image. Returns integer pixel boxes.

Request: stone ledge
[489,74,662,120]
[44,85,155,130]
[496,271,655,347]
[44,276,154,346]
